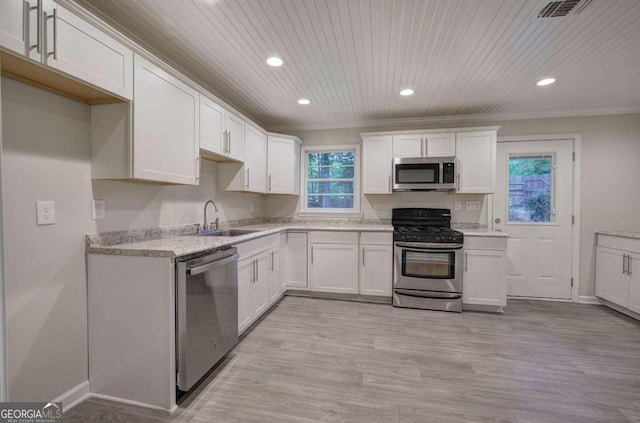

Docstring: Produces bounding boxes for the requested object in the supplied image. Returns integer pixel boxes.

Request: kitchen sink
[191,228,260,237]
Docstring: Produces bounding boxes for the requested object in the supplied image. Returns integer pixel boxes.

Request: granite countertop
[87,222,509,258]
[597,230,640,240]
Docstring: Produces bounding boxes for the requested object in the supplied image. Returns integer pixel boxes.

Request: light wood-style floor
[66,297,640,422]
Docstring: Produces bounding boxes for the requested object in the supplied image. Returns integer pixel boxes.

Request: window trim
[299,144,361,215]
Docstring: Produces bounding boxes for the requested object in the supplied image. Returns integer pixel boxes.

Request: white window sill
[297,211,363,218]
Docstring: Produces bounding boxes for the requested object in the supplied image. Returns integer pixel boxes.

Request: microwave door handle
[395,242,463,250]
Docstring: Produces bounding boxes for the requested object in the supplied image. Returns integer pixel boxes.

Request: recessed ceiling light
[266,56,284,67]
[400,89,414,96]
[298,99,310,105]
[536,78,556,86]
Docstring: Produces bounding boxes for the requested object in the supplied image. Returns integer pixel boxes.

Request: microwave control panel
[443,163,455,183]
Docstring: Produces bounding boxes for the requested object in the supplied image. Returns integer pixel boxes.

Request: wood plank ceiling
[73,0,640,130]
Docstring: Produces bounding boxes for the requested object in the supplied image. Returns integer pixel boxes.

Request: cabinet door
[225,110,244,161]
[268,249,282,303]
[279,234,288,293]
[244,125,267,193]
[425,133,456,157]
[133,54,199,185]
[253,254,270,317]
[0,0,39,60]
[595,247,629,308]
[237,258,254,333]
[46,5,133,99]
[309,243,359,294]
[628,253,640,314]
[392,134,423,158]
[360,244,393,296]
[362,135,392,194]
[267,136,295,194]
[456,131,496,194]
[199,95,225,156]
[463,249,506,307]
[286,232,308,289]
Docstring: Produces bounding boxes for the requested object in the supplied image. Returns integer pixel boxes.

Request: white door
[199,95,225,156]
[360,244,393,296]
[362,136,392,194]
[595,247,629,308]
[225,111,244,161]
[267,136,295,194]
[237,258,254,333]
[392,134,423,158]
[48,5,133,99]
[456,131,496,193]
[628,253,640,313]
[309,243,358,294]
[463,249,507,307]
[0,0,40,60]
[268,249,281,303]
[244,125,266,193]
[253,254,270,316]
[493,139,573,299]
[425,133,456,157]
[285,232,308,289]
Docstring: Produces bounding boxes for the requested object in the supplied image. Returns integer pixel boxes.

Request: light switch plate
[92,199,105,220]
[454,201,462,211]
[36,201,55,225]
[466,200,481,211]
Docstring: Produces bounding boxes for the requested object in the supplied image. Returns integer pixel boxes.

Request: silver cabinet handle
[268,174,272,192]
[228,130,232,155]
[457,173,461,191]
[195,157,200,179]
[46,7,57,60]
[388,174,391,192]
[629,255,633,276]
[311,246,313,263]
[255,258,259,282]
[465,252,468,272]
[26,0,42,53]
[623,254,628,275]
[245,168,250,188]
[270,251,274,271]
[362,247,365,266]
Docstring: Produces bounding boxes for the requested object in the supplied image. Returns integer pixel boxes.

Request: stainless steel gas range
[392,208,464,312]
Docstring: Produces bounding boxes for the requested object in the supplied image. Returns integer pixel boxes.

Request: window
[300,145,360,215]
[508,154,554,223]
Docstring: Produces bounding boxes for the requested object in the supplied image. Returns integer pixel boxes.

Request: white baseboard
[579,296,602,305]
[53,380,90,412]
[89,393,178,414]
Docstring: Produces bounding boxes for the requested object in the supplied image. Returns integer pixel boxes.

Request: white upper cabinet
[267,135,301,195]
[362,135,392,194]
[225,110,244,162]
[218,124,266,193]
[199,94,225,156]
[425,133,456,157]
[133,55,199,184]
[392,134,422,158]
[45,4,133,99]
[0,0,41,61]
[91,54,199,185]
[0,1,133,100]
[392,133,455,158]
[455,130,497,194]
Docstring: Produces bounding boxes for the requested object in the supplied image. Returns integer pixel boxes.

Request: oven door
[393,242,463,292]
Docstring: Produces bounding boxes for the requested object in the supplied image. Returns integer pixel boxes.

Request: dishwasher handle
[187,254,239,276]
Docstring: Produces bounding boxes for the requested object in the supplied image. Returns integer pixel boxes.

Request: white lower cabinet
[462,236,508,311]
[596,234,640,318]
[360,232,393,296]
[268,248,282,303]
[237,257,254,332]
[309,232,359,294]
[285,232,308,289]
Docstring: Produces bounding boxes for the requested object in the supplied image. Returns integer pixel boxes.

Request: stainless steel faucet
[203,200,219,230]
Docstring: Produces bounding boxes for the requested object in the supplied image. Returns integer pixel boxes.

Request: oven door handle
[394,289,462,299]
[395,242,463,250]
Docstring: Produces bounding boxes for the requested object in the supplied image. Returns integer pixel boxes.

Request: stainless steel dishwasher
[176,247,239,392]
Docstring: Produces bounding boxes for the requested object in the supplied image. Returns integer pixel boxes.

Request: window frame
[299,144,361,216]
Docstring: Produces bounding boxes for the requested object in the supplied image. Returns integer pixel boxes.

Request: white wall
[0,77,263,402]
[268,113,640,298]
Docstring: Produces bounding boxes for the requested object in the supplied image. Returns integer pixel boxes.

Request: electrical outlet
[454,201,462,211]
[36,201,55,225]
[372,203,381,212]
[92,199,106,220]
[466,200,481,211]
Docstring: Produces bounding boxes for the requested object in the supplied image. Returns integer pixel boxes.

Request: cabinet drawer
[360,232,392,245]
[234,233,278,259]
[309,231,358,244]
[598,234,640,254]
[464,236,507,251]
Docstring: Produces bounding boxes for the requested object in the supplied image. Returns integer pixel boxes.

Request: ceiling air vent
[537,0,592,18]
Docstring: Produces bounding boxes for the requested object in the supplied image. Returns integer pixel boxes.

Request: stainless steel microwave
[392,157,457,191]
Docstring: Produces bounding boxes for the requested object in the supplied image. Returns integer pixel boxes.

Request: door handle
[388,174,391,192]
[465,252,468,272]
[46,7,57,61]
[623,254,628,275]
[228,130,232,155]
[245,168,250,188]
[311,246,313,263]
[270,251,274,271]
[629,256,633,276]
[362,247,365,266]
[26,0,42,54]
[268,174,272,192]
